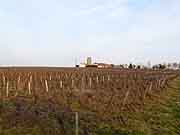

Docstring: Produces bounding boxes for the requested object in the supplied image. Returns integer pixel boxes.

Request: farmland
[0,67,179,135]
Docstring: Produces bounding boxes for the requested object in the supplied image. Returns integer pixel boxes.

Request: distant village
[76,57,180,70]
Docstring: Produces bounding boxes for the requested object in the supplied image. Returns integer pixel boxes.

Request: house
[94,63,113,68]
[79,63,86,68]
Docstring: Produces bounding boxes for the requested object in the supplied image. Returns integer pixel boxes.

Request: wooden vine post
[103,76,105,82]
[28,75,32,95]
[81,72,85,91]
[72,79,74,88]
[96,76,99,84]
[149,82,153,93]
[60,80,63,89]
[108,75,110,81]
[28,81,31,95]
[6,81,9,97]
[75,112,79,135]
[3,75,5,86]
[17,75,21,90]
[89,77,92,88]
[122,90,130,109]
[45,80,49,92]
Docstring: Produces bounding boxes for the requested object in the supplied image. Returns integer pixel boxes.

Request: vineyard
[0,67,179,135]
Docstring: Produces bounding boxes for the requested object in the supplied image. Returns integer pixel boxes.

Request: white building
[79,63,86,68]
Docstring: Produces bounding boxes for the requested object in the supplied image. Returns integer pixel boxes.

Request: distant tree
[119,64,124,68]
[152,65,158,70]
[159,64,166,69]
[167,63,171,68]
[137,65,141,69]
[110,64,114,68]
[124,64,128,68]
[173,62,178,68]
[152,64,166,70]
[128,63,133,69]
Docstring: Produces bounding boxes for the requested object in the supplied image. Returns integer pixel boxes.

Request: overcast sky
[0,0,180,66]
